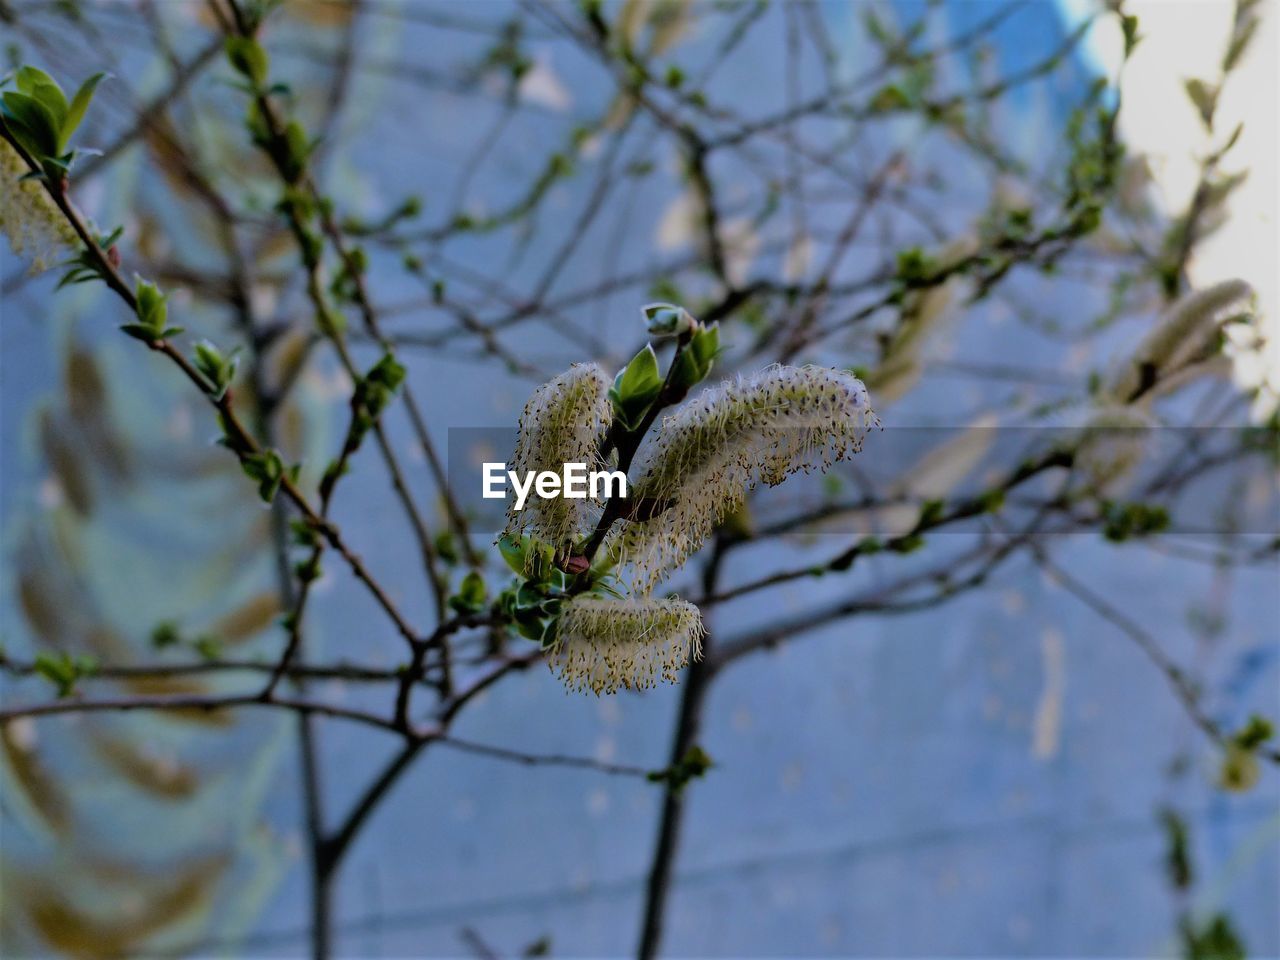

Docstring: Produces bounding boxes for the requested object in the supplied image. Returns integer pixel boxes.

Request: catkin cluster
[508,361,872,694]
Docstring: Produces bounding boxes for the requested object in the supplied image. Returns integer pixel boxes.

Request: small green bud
[1119,13,1141,58]
[280,120,311,182]
[294,556,322,584]
[1219,744,1260,792]
[670,321,721,391]
[289,518,321,548]
[151,621,181,648]
[120,277,182,343]
[224,36,270,88]
[240,449,289,503]
[498,534,529,576]
[609,344,663,431]
[192,339,239,400]
[641,302,695,338]
[434,531,459,565]
[890,533,925,554]
[647,744,714,792]
[193,635,223,661]
[976,489,1005,514]
[33,651,97,698]
[135,276,165,324]
[918,499,946,527]
[1231,714,1274,750]
[448,571,488,615]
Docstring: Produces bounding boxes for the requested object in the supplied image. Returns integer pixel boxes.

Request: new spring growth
[503,363,613,554]
[501,311,872,695]
[609,365,877,593]
[548,596,704,695]
[1,66,106,271]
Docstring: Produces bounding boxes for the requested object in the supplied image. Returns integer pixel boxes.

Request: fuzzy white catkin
[610,365,876,593]
[548,596,704,695]
[1104,279,1253,403]
[0,139,78,273]
[503,363,612,552]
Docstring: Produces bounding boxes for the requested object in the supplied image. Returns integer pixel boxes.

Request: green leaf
[29,80,68,130]
[670,322,721,390]
[367,351,406,391]
[609,344,664,430]
[281,120,311,182]
[119,323,160,344]
[33,651,96,698]
[14,66,58,96]
[151,621,182,649]
[514,581,544,611]
[868,84,911,114]
[2,90,60,157]
[193,340,239,400]
[498,534,528,575]
[1120,13,1141,58]
[290,518,321,548]
[60,72,106,151]
[240,449,287,502]
[1101,501,1170,542]
[224,36,270,88]
[894,247,936,284]
[193,635,223,661]
[511,611,546,642]
[646,744,714,792]
[448,571,488,615]
[1183,78,1217,130]
[135,277,165,323]
[1231,713,1273,750]
[863,9,892,45]
[1182,913,1245,960]
[1158,807,1192,889]
[523,935,552,957]
[1223,15,1258,73]
[294,555,321,583]
[1218,744,1260,792]
[434,530,459,565]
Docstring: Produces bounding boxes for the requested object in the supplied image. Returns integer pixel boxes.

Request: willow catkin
[609,365,876,593]
[0,139,78,273]
[1104,279,1253,403]
[503,363,612,554]
[548,596,704,695]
